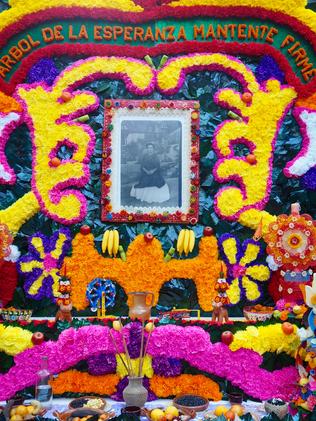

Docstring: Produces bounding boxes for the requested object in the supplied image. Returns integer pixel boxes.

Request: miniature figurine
[55,301,72,323]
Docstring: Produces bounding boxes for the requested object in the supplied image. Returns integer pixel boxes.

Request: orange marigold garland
[50,370,221,400]
[149,374,222,400]
[51,370,120,395]
[63,232,224,312]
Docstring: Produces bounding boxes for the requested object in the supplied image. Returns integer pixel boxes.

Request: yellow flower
[230,324,300,356]
[0,326,33,356]
[116,354,153,379]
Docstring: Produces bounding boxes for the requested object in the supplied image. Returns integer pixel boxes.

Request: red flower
[0,261,17,306]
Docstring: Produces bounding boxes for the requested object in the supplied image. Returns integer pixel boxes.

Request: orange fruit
[61,92,72,102]
[280,310,289,321]
[246,154,256,164]
[225,410,235,420]
[50,157,61,167]
[214,405,228,416]
[230,405,244,416]
[241,92,252,104]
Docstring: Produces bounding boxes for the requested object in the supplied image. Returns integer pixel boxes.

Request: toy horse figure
[212,264,230,324]
[55,302,73,323]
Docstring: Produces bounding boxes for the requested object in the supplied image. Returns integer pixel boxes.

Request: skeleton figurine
[212,266,230,324]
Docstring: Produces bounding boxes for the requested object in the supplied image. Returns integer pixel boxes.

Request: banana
[108,230,114,256]
[113,230,119,256]
[119,245,126,261]
[183,229,190,255]
[177,229,186,255]
[102,230,110,254]
[189,229,195,253]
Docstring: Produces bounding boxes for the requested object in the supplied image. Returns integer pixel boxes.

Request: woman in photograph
[130,143,170,204]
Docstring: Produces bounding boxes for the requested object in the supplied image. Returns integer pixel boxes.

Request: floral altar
[0,0,316,418]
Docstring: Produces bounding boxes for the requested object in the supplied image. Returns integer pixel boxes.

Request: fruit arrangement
[53,408,115,421]
[273,300,307,321]
[9,401,43,421]
[70,414,109,421]
[101,229,120,256]
[205,404,244,420]
[176,229,195,256]
[144,405,193,421]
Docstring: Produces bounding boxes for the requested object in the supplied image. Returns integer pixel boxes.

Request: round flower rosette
[266,213,316,271]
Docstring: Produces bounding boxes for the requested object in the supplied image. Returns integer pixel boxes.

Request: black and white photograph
[120,119,182,208]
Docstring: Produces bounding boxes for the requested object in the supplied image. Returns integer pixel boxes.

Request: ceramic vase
[128,291,154,321]
[123,376,148,408]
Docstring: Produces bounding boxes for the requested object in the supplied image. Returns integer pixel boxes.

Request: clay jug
[128,291,154,321]
[123,376,148,407]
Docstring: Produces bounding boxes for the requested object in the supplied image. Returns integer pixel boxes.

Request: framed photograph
[101,100,200,224]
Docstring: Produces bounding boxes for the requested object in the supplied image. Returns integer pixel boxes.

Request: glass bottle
[35,356,53,409]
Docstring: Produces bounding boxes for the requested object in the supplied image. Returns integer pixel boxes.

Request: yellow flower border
[229,323,300,356]
[0,0,314,34]
[168,0,316,33]
[0,0,142,33]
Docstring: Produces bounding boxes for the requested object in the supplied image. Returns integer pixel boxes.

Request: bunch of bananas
[176,229,195,256]
[101,229,120,256]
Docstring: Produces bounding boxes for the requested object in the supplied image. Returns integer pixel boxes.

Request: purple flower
[152,356,182,377]
[301,167,316,191]
[126,322,142,359]
[27,58,59,86]
[87,353,117,375]
[111,376,157,401]
[255,55,285,84]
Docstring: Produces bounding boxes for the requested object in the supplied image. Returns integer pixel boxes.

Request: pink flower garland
[0,325,298,400]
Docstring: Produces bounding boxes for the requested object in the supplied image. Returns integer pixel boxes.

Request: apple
[144,232,154,243]
[282,322,294,335]
[203,226,213,236]
[31,331,45,345]
[221,331,234,345]
[80,225,91,235]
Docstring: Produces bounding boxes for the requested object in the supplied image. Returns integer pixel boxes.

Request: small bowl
[121,406,141,416]
[173,394,209,412]
[244,306,273,322]
[54,407,114,421]
[264,400,288,419]
[69,397,106,410]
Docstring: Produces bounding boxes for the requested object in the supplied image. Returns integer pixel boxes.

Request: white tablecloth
[44,398,268,420]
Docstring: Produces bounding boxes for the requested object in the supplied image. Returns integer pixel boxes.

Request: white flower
[266,255,279,271]
[4,245,20,263]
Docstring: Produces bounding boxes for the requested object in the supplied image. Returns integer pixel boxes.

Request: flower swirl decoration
[219,234,271,304]
[18,228,71,301]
